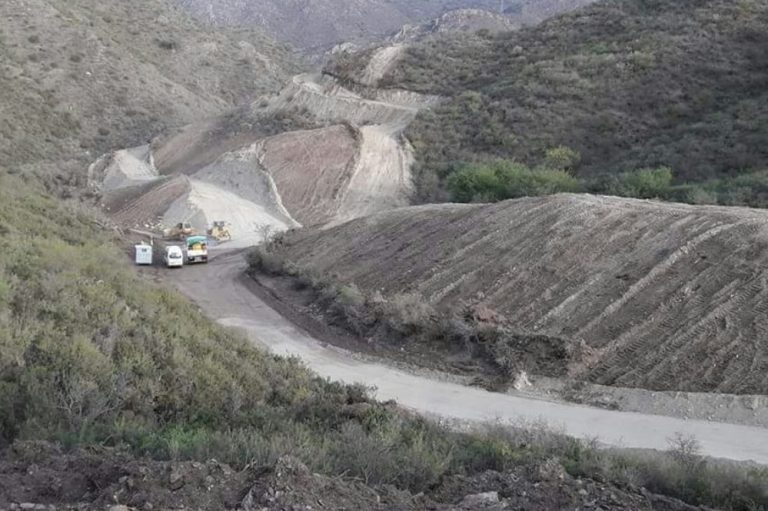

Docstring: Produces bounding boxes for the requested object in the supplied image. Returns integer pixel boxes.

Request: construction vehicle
[165,222,196,241]
[185,235,208,264]
[207,221,232,242]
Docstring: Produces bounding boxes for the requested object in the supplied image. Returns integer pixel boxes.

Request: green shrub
[591,166,673,199]
[544,146,581,173]
[447,159,582,202]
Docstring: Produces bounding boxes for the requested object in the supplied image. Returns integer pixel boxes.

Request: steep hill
[267,194,768,395]
[361,0,768,199]
[0,0,301,189]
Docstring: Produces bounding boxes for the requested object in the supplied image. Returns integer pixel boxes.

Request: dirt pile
[269,194,768,394]
[0,442,701,511]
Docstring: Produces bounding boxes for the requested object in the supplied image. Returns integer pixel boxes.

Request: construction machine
[207,221,232,242]
[165,222,196,241]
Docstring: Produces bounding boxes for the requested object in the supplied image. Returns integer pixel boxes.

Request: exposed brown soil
[106,176,190,228]
[268,194,768,395]
[95,71,430,237]
[259,125,360,226]
[0,442,702,511]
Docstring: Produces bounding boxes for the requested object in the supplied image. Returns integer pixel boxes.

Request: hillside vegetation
[252,194,768,395]
[366,0,768,203]
[7,172,760,509]
[0,0,301,190]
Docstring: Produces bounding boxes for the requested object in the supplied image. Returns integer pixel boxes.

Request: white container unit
[135,244,153,265]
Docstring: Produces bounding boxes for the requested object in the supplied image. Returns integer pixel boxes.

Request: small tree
[544,146,581,173]
[255,224,274,245]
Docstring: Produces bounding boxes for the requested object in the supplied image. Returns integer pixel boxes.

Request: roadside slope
[166,249,768,465]
[268,194,768,395]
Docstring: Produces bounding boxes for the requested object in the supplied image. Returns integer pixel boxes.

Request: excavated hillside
[0,0,300,190]
[271,194,768,395]
[91,64,436,242]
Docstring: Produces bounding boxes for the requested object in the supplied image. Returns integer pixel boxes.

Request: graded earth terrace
[268,194,768,395]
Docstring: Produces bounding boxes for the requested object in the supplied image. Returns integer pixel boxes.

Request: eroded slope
[271,194,768,394]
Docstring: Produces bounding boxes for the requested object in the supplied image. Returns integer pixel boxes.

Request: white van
[163,246,184,268]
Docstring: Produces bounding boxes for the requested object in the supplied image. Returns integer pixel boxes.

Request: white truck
[185,236,209,264]
[134,243,153,266]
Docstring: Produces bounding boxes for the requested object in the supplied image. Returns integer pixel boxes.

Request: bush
[590,166,673,199]
[247,246,285,275]
[544,146,581,173]
[447,159,582,202]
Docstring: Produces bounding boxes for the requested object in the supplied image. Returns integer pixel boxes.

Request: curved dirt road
[166,250,768,465]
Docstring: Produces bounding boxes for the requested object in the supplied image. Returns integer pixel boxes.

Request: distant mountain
[392,9,517,42]
[174,0,506,52]
[177,1,597,53]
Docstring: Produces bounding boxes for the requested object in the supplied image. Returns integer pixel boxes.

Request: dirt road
[165,249,768,465]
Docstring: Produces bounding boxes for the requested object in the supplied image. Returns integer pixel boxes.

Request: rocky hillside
[0,0,301,190]
[175,0,597,53]
[361,0,768,200]
[175,0,503,52]
[266,194,768,395]
[392,9,517,43]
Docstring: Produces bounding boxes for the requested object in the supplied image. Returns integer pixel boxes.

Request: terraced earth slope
[270,194,768,395]
[357,0,768,196]
[91,68,436,243]
[0,0,300,189]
